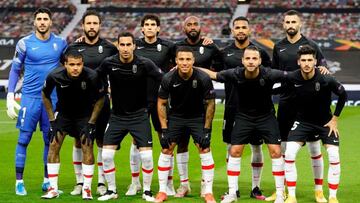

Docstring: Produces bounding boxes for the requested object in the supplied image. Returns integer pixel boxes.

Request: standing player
[200,46,287,203]
[154,46,216,203]
[65,10,118,196]
[172,15,222,197]
[271,9,328,203]
[6,7,67,195]
[41,50,105,200]
[125,14,176,196]
[284,45,347,203]
[219,16,271,200]
[96,32,163,201]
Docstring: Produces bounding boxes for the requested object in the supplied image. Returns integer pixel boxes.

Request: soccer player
[6,7,67,195]
[284,45,347,203]
[41,50,105,200]
[271,9,329,202]
[65,10,118,196]
[154,46,216,203]
[219,16,271,200]
[96,32,163,201]
[125,14,176,196]
[200,46,287,203]
[172,15,222,197]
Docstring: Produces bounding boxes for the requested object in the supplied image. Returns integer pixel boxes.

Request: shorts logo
[199,46,204,55]
[157,44,162,52]
[81,81,87,90]
[192,80,197,88]
[259,78,265,86]
[98,45,103,54]
[132,64,137,73]
[53,43,58,51]
[315,82,320,91]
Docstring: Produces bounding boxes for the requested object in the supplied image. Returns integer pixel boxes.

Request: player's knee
[177,145,188,153]
[102,149,115,164]
[307,140,321,156]
[199,147,210,154]
[229,146,242,157]
[161,148,173,155]
[74,138,81,148]
[96,138,103,147]
[285,142,301,160]
[326,146,340,163]
[18,131,32,146]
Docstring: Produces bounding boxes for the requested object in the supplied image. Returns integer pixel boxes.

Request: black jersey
[288,69,347,125]
[174,38,222,70]
[43,67,105,118]
[96,54,163,116]
[272,35,327,101]
[217,67,287,117]
[158,68,216,119]
[135,38,175,73]
[65,38,118,69]
[220,41,271,108]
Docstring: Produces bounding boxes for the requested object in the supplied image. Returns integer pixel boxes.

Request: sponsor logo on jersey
[98,45,103,54]
[227,53,234,57]
[192,80,197,88]
[60,84,69,88]
[199,46,204,55]
[294,84,303,87]
[53,43,58,51]
[32,47,40,50]
[132,64,137,73]
[157,44,162,52]
[315,82,320,91]
[280,48,286,52]
[173,83,181,87]
[78,48,85,52]
[137,46,144,49]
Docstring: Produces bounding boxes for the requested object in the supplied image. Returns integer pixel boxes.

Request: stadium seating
[0,0,74,8]
[250,0,359,8]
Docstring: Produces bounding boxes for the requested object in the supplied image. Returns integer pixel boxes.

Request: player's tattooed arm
[157,97,168,129]
[204,99,215,129]
[42,92,55,121]
[88,96,105,124]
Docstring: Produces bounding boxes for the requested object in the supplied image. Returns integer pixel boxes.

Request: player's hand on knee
[48,120,59,143]
[6,92,21,119]
[81,123,96,146]
[160,128,170,149]
[199,128,212,149]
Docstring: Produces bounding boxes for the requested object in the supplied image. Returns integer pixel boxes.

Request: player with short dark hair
[6,7,67,195]
[219,16,272,200]
[96,32,163,201]
[284,45,347,203]
[65,10,118,197]
[41,50,105,200]
[271,9,329,202]
[126,14,176,196]
[172,15,222,197]
[200,46,287,203]
[154,46,216,203]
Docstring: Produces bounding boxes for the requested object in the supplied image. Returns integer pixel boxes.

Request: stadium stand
[250,0,359,8]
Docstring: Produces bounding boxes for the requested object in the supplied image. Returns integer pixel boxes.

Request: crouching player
[284,45,347,203]
[41,50,105,200]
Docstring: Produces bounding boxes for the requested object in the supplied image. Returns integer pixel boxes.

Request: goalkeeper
[41,50,104,200]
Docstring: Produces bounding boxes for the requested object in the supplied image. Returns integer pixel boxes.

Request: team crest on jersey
[259,78,265,86]
[53,43,58,51]
[98,45,103,54]
[298,45,303,50]
[199,46,204,55]
[81,81,87,90]
[157,44,162,52]
[132,64,138,73]
[315,82,320,91]
[192,80,198,88]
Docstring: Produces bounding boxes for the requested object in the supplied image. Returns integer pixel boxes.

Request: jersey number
[291,121,300,131]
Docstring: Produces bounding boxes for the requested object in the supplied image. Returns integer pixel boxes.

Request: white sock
[285,142,301,197]
[129,143,141,185]
[158,153,172,193]
[43,177,49,183]
[102,148,116,192]
[307,141,324,191]
[177,152,189,186]
[227,156,241,195]
[140,150,153,192]
[72,146,83,184]
[167,155,174,187]
[82,164,94,190]
[200,152,215,194]
[250,144,263,189]
[272,157,285,196]
[48,163,60,191]
[97,147,105,185]
[327,146,340,198]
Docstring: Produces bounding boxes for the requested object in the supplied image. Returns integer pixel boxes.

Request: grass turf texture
[0,99,359,202]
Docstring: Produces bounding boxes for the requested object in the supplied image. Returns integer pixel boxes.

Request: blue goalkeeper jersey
[8,32,67,98]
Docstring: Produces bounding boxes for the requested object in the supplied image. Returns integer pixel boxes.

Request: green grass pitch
[0,99,359,202]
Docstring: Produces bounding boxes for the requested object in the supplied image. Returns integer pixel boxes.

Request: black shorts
[277,101,297,141]
[231,112,280,145]
[55,113,89,138]
[103,112,153,149]
[148,102,161,132]
[223,107,263,145]
[288,121,339,146]
[95,96,111,140]
[167,116,204,145]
